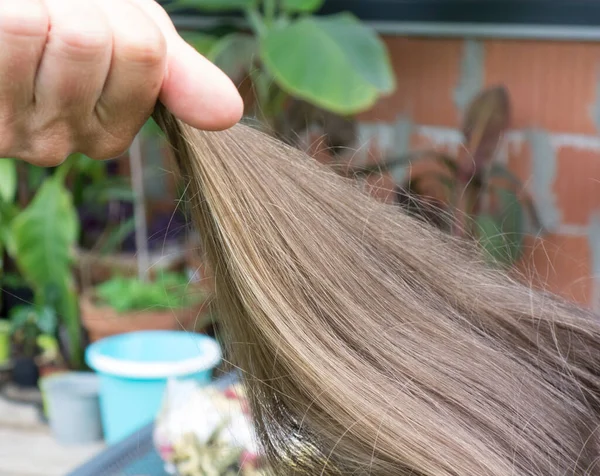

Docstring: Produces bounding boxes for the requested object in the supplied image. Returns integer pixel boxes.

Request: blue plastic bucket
[86,330,221,444]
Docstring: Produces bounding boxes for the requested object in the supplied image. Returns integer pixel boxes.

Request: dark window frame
[161,1,600,28]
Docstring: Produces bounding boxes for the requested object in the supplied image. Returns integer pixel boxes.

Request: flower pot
[38,364,69,419]
[41,371,103,445]
[80,292,209,343]
[0,321,10,366]
[12,356,39,387]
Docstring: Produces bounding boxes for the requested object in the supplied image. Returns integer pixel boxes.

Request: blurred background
[1,1,600,475]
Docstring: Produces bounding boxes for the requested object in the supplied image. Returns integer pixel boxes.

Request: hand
[0,0,244,166]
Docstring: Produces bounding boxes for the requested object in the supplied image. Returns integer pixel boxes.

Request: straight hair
[154,105,600,475]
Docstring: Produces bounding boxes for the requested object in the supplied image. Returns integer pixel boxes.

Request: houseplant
[169,0,395,139]
[0,157,84,369]
[350,86,542,267]
[81,271,209,342]
[8,305,57,387]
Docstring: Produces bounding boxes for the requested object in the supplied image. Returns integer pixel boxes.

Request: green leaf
[0,159,17,204]
[26,164,48,191]
[36,307,58,335]
[181,32,220,56]
[99,217,136,255]
[281,0,324,13]
[261,14,395,115]
[208,34,257,81]
[168,0,255,11]
[96,273,203,313]
[476,189,524,266]
[10,177,79,291]
[82,177,134,204]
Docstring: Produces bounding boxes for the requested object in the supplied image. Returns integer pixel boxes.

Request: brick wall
[353,36,600,309]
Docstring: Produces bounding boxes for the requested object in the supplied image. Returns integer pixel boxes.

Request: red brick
[517,234,592,306]
[554,146,600,226]
[358,37,464,126]
[484,41,600,134]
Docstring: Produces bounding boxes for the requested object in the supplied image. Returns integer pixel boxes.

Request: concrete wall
[348,36,600,308]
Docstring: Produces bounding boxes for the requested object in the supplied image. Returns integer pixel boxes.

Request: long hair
[154,105,600,475]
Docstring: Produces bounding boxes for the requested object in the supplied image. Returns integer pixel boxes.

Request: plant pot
[41,371,103,445]
[80,292,209,343]
[0,320,10,366]
[38,364,69,419]
[12,356,39,387]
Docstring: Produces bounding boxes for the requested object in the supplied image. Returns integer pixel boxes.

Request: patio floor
[0,395,104,476]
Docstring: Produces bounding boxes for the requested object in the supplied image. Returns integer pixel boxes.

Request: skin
[0,0,244,166]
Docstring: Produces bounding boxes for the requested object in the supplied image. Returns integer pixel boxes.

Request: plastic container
[0,320,11,365]
[86,330,221,444]
[42,372,103,445]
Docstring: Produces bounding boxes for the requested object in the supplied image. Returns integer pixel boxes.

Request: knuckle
[37,136,72,167]
[50,13,110,59]
[0,0,49,38]
[84,135,131,161]
[117,29,166,67]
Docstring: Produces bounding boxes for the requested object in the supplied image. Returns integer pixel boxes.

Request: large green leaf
[281,0,325,13]
[167,0,256,11]
[0,159,16,204]
[208,34,257,81]
[261,14,395,114]
[10,178,79,288]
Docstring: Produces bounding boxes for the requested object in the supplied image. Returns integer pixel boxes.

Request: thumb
[160,36,244,131]
[131,0,244,130]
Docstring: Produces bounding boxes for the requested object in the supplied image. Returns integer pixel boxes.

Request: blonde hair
[154,105,600,475]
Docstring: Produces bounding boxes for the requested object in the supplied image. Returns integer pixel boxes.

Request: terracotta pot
[80,292,209,343]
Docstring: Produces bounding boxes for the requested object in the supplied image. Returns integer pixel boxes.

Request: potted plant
[8,305,57,387]
[350,86,543,268]
[170,0,394,145]
[0,157,85,369]
[81,271,210,342]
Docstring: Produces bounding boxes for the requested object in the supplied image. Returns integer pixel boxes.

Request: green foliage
[95,272,203,314]
[476,191,524,266]
[353,86,540,267]
[8,176,83,366]
[261,14,394,114]
[10,305,58,358]
[170,0,395,122]
[0,159,17,203]
[281,0,324,13]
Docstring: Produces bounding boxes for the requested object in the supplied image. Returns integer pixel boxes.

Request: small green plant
[353,86,542,267]
[169,0,395,127]
[0,158,83,367]
[95,272,203,313]
[9,305,57,358]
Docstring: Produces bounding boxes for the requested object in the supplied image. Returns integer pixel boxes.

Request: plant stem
[129,134,150,282]
[246,7,267,37]
[263,0,276,26]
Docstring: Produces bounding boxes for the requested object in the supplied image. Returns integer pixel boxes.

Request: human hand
[0,0,244,166]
